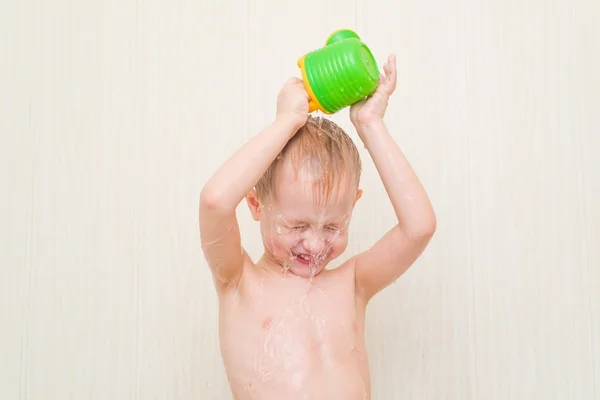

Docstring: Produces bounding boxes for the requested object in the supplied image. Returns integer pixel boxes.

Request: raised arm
[199,78,309,289]
[349,55,437,302]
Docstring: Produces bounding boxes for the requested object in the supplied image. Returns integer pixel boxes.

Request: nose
[303,233,326,254]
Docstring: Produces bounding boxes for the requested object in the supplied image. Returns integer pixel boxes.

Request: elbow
[406,211,437,241]
[422,214,437,238]
[199,187,233,214]
[199,187,218,209]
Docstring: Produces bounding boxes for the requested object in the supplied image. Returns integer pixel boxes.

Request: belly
[224,327,370,400]
[230,351,370,400]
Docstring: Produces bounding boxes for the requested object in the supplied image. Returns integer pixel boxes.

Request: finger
[385,54,396,73]
[387,54,397,88]
[285,77,303,86]
[302,86,311,99]
[383,60,390,76]
[389,54,397,74]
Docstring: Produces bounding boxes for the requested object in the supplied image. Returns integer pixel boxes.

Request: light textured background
[1,0,599,399]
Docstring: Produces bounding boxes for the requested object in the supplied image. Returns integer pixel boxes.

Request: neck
[256,253,289,274]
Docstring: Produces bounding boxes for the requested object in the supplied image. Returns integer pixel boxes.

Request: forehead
[270,161,357,219]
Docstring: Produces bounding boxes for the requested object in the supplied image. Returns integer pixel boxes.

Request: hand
[276,77,310,128]
[350,54,397,128]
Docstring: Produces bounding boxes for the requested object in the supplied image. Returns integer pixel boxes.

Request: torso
[217,256,371,400]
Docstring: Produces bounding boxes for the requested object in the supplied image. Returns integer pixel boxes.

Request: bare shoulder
[322,260,357,285]
[215,253,278,302]
[318,260,365,307]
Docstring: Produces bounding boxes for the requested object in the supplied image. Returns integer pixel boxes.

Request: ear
[245,189,262,221]
[354,188,363,205]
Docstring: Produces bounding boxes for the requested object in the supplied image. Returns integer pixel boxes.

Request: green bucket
[298,29,380,114]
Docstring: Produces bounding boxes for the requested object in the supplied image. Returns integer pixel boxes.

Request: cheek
[328,232,349,255]
[261,227,299,254]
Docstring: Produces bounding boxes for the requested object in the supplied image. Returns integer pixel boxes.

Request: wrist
[275,113,306,134]
[355,118,386,138]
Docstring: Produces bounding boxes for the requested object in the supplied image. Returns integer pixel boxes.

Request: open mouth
[294,252,311,265]
[292,251,330,267]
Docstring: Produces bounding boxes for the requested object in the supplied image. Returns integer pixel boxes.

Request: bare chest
[219,272,369,399]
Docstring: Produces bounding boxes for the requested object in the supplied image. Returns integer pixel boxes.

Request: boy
[199,54,436,399]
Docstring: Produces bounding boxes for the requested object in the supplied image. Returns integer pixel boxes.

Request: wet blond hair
[255,115,362,203]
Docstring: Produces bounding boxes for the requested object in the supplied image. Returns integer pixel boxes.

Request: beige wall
[1,0,599,398]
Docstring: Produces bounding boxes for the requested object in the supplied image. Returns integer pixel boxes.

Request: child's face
[247,163,361,279]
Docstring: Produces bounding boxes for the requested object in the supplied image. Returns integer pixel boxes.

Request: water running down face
[246,116,363,279]
[250,162,361,278]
